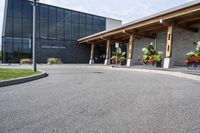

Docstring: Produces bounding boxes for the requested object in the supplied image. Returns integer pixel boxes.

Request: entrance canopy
[78,1,200,44]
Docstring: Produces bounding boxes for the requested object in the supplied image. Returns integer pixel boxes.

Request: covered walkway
[78,1,200,68]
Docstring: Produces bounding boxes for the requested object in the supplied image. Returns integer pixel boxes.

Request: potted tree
[142,42,163,67]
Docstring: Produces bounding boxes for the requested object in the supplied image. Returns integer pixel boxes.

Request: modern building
[1,0,122,63]
[79,0,200,68]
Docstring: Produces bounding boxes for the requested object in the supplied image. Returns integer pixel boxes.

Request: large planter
[186,54,200,69]
[143,60,162,67]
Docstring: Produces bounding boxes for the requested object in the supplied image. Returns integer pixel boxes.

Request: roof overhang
[78,0,200,44]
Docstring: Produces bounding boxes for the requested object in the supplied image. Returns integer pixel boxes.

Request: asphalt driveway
[0,65,200,133]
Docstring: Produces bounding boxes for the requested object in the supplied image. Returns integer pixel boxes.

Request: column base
[163,58,173,68]
[127,59,133,67]
[104,59,110,66]
[89,59,94,65]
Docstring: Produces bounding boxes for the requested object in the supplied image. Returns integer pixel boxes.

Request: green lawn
[0,68,41,80]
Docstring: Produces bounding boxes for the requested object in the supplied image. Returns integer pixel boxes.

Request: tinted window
[65,10,71,23]
[100,17,106,26]
[93,16,99,25]
[13,0,22,17]
[49,7,56,20]
[40,20,48,38]
[23,18,32,38]
[72,12,79,23]
[57,8,64,21]
[5,17,12,36]
[13,18,22,37]
[72,24,79,40]
[7,0,13,17]
[40,5,48,20]
[79,13,86,24]
[65,23,71,40]
[49,20,57,39]
[23,1,32,18]
[87,15,92,25]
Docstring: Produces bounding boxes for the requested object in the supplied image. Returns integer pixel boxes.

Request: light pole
[31,0,39,71]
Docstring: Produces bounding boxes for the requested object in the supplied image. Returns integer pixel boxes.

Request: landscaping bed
[0,68,41,81]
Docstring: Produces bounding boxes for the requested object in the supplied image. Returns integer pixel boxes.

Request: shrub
[20,59,33,65]
[47,58,63,65]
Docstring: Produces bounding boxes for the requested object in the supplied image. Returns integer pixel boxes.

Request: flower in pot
[186,41,200,67]
[111,47,126,65]
[142,42,163,66]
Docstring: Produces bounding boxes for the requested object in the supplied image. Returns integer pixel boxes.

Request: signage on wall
[115,43,119,48]
[42,46,67,49]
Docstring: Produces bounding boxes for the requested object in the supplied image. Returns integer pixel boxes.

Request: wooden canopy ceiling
[78,2,200,45]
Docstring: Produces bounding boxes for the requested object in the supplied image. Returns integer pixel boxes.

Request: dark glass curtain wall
[2,0,106,63]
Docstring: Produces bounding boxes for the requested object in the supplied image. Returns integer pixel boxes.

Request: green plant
[0,50,2,62]
[47,58,63,65]
[20,59,33,65]
[111,47,126,65]
[186,41,200,65]
[119,57,126,65]
[142,42,163,64]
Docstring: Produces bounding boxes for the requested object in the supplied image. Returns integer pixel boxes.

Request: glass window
[7,0,13,17]
[57,21,64,39]
[49,20,57,39]
[23,1,32,18]
[100,17,106,26]
[72,12,79,24]
[57,8,64,21]
[72,24,79,40]
[65,10,71,24]
[5,17,12,36]
[40,5,48,20]
[36,5,40,20]
[4,37,13,63]
[23,18,32,38]
[100,25,106,31]
[40,20,48,38]
[93,16,100,26]
[79,13,86,24]
[65,23,71,40]
[79,24,86,38]
[86,15,93,25]
[22,38,32,54]
[49,7,56,21]
[93,25,99,33]
[86,25,93,36]
[13,18,22,37]
[36,20,40,38]
[13,0,22,17]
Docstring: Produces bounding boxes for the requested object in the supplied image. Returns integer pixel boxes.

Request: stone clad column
[127,34,134,66]
[104,40,111,65]
[164,25,174,68]
[89,44,95,64]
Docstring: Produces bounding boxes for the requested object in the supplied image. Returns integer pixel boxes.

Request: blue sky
[0,0,194,48]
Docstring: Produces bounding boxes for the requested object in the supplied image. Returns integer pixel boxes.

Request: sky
[0,0,195,48]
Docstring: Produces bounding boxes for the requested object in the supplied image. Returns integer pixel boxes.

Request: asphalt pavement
[0,65,200,133]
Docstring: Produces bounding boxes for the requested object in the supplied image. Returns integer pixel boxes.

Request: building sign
[42,46,67,49]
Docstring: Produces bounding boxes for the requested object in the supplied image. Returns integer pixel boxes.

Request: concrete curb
[110,67,200,81]
[0,70,48,87]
